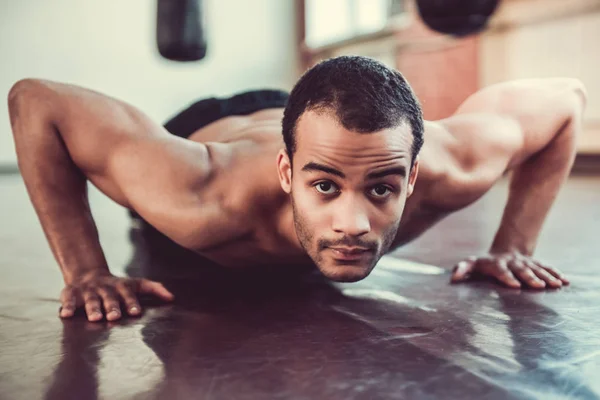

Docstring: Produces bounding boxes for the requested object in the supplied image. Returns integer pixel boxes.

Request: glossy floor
[1,174,599,400]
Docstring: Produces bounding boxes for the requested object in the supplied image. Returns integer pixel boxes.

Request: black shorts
[130,89,289,221]
[164,89,290,138]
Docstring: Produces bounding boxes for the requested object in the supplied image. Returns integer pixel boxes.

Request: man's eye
[369,185,393,198]
[314,182,338,195]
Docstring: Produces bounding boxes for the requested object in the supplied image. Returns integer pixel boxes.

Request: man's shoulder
[439,113,523,166]
[207,140,288,227]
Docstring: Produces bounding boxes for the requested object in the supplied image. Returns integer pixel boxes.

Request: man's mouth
[328,247,372,261]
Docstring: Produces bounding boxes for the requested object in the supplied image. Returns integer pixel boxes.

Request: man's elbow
[8,79,38,114]
[556,79,585,161]
[532,77,587,116]
[562,78,588,111]
[555,78,587,145]
[7,79,51,132]
[8,79,42,105]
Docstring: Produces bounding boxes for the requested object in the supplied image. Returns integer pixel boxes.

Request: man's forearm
[491,112,580,255]
[8,80,110,284]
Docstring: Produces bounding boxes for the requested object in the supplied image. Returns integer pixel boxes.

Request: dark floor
[1,174,600,400]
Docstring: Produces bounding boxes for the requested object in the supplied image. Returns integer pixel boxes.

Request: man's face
[277,109,419,282]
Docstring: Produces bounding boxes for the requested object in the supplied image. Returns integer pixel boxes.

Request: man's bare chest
[183,114,455,265]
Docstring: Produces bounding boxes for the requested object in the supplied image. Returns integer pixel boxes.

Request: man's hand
[450,251,569,289]
[59,271,174,322]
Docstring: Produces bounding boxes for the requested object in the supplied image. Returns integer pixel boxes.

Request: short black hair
[282,55,424,167]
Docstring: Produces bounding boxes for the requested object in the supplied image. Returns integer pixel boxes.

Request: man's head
[277,55,424,282]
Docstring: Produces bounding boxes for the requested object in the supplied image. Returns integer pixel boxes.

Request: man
[8,56,586,322]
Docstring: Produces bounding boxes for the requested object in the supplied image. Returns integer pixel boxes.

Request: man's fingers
[451,259,476,283]
[59,286,77,318]
[116,282,142,316]
[537,264,570,285]
[530,265,563,288]
[57,277,174,322]
[97,286,122,321]
[82,290,103,322]
[483,261,521,288]
[510,261,545,289]
[139,279,175,301]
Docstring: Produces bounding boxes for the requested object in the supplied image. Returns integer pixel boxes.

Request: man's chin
[317,263,373,283]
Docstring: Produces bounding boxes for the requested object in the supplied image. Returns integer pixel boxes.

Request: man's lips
[328,247,372,260]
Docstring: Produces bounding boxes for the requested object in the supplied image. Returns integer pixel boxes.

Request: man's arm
[8,79,218,320]
[445,78,587,288]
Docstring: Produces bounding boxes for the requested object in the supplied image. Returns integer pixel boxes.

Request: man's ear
[276,149,292,193]
[407,156,419,198]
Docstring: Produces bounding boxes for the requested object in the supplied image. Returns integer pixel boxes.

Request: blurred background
[1,0,599,168]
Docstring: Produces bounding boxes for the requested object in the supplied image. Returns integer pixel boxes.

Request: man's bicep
[455,78,585,161]
[426,114,523,210]
[455,78,584,120]
[107,136,217,242]
[48,80,169,175]
[46,81,207,206]
[442,113,524,175]
[111,144,251,251]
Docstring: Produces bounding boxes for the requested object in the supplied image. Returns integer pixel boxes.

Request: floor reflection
[42,223,600,399]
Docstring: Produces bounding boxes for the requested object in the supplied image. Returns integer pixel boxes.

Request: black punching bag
[156,0,207,61]
[416,0,500,37]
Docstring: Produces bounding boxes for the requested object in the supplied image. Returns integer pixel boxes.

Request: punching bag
[416,0,501,37]
[156,0,207,61]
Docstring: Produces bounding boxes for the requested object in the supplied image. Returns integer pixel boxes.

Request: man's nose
[332,197,371,237]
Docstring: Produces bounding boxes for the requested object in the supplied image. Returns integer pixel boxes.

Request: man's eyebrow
[301,162,345,178]
[366,166,407,180]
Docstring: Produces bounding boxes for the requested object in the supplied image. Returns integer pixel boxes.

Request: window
[305,0,406,48]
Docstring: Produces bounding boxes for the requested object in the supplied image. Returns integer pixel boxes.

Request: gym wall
[0,0,298,166]
[300,0,600,155]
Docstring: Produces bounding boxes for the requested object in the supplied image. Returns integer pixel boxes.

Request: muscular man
[8,56,586,322]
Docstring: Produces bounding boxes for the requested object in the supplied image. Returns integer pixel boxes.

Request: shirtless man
[8,56,586,322]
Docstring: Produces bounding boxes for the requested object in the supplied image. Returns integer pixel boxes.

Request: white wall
[480,6,600,153]
[0,0,299,164]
